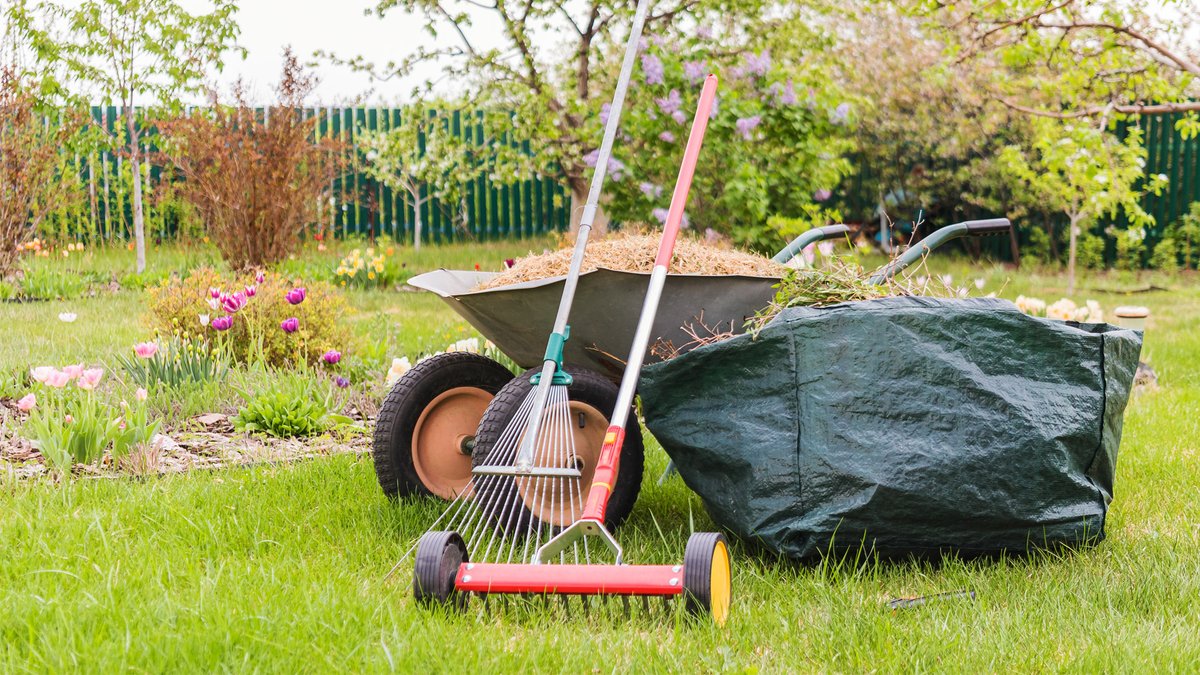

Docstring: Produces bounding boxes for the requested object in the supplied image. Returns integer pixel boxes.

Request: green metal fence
[1142,111,1200,236]
[60,106,572,244]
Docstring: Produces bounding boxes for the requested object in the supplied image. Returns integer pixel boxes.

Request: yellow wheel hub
[710,540,731,626]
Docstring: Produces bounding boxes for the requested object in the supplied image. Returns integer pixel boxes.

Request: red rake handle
[583,74,719,523]
[654,75,719,268]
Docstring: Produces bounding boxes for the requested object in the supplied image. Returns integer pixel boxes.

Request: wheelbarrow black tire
[373,352,514,499]
[413,530,469,609]
[683,532,732,626]
[472,365,645,533]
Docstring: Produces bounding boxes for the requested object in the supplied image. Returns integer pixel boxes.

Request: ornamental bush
[146,268,351,368]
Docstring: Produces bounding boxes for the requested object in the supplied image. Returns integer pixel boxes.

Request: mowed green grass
[3,245,1200,671]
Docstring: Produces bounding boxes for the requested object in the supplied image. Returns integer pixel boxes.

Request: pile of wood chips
[475,233,785,290]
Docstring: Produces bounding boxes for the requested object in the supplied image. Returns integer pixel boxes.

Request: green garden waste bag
[639,296,1142,559]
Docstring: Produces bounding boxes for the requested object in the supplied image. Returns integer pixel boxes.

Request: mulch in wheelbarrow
[640,295,1143,559]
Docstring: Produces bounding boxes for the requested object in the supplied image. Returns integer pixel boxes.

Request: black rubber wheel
[683,532,732,625]
[413,531,469,609]
[373,352,514,499]
[471,365,645,534]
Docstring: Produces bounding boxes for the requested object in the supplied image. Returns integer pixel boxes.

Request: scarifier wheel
[373,352,514,499]
[472,365,645,532]
[683,532,732,625]
[413,531,469,609]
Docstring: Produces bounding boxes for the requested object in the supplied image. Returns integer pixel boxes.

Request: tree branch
[997,96,1200,118]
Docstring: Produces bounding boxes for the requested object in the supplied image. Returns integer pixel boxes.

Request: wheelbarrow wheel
[683,532,732,626]
[413,530,469,609]
[471,365,644,533]
[373,352,514,499]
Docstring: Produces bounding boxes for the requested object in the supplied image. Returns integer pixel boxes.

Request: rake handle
[584,74,719,523]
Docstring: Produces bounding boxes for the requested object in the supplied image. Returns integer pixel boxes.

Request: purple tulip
[504,258,515,269]
[335,376,350,388]
[209,287,221,299]
[285,287,307,305]
[281,317,299,334]
[211,315,233,331]
[220,292,244,314]
[255,271,265,284]
[244,284,257,298]
[322,350,341,365]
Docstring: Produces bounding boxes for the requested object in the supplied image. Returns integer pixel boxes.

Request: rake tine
[642,595,650,616]
[622,596,631,621]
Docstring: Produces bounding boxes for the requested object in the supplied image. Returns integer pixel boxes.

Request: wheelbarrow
[372,219,1012,522]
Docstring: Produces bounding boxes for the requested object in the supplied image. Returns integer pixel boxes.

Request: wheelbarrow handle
[867,218,1011,284]
[771,224,852,264]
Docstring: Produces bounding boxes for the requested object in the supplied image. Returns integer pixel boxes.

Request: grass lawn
[3,243,1199,671]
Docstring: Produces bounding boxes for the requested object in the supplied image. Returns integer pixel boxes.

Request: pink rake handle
[583,74,720,523]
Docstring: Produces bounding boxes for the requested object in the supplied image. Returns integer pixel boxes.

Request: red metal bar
[653,74,718,268]
[455,562,686,596]
[582,425,624,521]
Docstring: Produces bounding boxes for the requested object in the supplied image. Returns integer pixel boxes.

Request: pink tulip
[30,366,55,383]
[136,387,148,402]
[45,370,71,388]
[220,292,244,314]
[61,364,84,380]
[285,287,307,305]
[76,368,104,391]
[134,342,159,359]
[209,287,221,299]
[64,414,74,424]
[244,285,257,298]
[280,317,299,334]
[17,393,36,412]
[256,271,265,284]
[322,349,341,365]
[212,315,233,331]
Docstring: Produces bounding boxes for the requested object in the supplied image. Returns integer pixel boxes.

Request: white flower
[939,274,953,286]
[207,297,219,311]
[1085,300,1103,323]
[386,357,412,386]
[199,314,210,327]
[1046,298,1078,321]
[1095,173,1108,184]
[58,312,77,323]
[974,278,986,290]
[1015,295,1047,316]
[447,337,480,354]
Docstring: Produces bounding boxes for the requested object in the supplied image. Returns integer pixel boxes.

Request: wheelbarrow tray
[408,267,780,379]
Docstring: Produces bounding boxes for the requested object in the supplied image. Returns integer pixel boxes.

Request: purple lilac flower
[281,317,299,334]
[322,349,341,365]
[285,287,307,305]
[743,50,771,77]
[211,315,233,332]
[583,149,600,168]
[681,213,691,229]
[639,182,661,199]
[659,131,676,143]
[831,102,851,125]
[735,115,762,140]
[599,102,612,127]
[641,53,664,85]
[813,188,832,202]
[656,89,682,115]
[709,96,719,120]
[652,207,670,224]
[335,376,350,389]
[683,60,708,83]
[607,157,625,181]
[671,110,687,125]
[705,227,719,244]
[696,23,713,39]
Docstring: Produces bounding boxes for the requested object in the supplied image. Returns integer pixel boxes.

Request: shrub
[1114,227,1146,271]
[155,50,344,270]
[1023,226,1052,264]
[146,267,352,368]
[1077,231,1106,270]
[1149,237,1180,272]
[0,68,83,275]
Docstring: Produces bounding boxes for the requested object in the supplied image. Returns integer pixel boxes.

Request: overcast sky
[201,0,494,106]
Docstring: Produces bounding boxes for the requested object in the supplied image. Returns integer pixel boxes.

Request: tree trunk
[126,106,146,273]
[1067,213,1079,295]
[569,184,609,235]
[413,196,423,252]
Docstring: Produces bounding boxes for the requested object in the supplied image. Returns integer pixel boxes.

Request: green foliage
[1077,232,1106,271]
[115,334,229,388]
[1149,237,1180,273]
[333,247,403,289]
[1113,227,1147,271]
[602,38,854,253]
[1166,202,1200,269]
[1023,226,1052,264]
[232,371,351,438]
[22,388,119,472]
[18,265,86,300]
[147,268,352,369]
